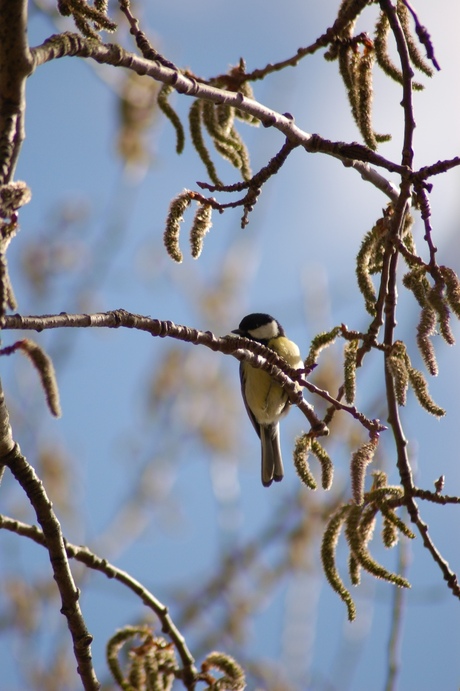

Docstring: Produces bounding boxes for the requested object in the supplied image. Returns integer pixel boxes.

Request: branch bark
[29,32,401,200]
[0,514,198,688]
[0,0,33,183]
[3,309,389,434]
[0,383,100,690]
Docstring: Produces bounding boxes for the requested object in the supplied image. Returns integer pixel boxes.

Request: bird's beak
[231,328,243,335]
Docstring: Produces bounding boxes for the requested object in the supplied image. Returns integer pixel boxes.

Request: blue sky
[1,1,460,689]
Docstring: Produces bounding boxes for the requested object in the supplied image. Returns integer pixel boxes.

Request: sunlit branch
[0,0,33,184]
[0,384,99,690]
[0,514,198,688]
[3,310,393,435]
[30,33,400,200]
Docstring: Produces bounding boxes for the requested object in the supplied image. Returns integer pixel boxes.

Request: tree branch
[375,3,460,602]
[29,33,401,200]
[0,514,198,689]
[0,0,34,184]
[379,0,416,169]
[2,309,394,435]
[0,383,99,690]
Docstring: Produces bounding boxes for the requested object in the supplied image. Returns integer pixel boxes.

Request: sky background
[1,1,460,689]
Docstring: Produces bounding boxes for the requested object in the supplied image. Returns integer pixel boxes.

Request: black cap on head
[238,313,276,331]
[233,313,285,340]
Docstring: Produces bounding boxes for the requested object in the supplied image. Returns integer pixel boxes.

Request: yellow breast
[243,336,303,425]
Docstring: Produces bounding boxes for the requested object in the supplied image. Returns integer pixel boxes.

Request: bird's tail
[260,424,284,487]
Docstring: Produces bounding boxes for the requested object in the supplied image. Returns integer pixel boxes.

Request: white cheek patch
[248,321,279,340]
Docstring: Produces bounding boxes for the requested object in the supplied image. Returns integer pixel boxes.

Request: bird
[232,313,303,487]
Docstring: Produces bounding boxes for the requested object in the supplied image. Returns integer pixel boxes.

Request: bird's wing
[239,362,261,439]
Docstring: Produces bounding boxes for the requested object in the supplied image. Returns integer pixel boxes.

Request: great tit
[232,313,303,487]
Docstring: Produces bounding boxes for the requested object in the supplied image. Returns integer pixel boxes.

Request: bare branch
[29,33,400,200]
[0,0,34,183]
[379,0,415,168]
[3,309,328,434]
[2,310,387,436]
[402,0,441,71]
[0,514,198,688]
[0,383,99,689]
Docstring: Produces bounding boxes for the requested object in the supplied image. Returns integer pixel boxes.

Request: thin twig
[414,156,460,180]
[0,440,99,688]
[376,2,460,601]
[402,0,441,71]
[3,310,393,435]
[0,514,198,688]
[3,310,329,433]
[412,489,460,505]
[413,182,437,267]
[302,378,386,435]
[29,33,400,201]
[379,0,415,169]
